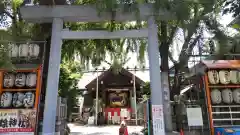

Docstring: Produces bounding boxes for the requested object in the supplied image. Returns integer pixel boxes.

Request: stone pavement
[68,123,208,135]
[68,123,144,135]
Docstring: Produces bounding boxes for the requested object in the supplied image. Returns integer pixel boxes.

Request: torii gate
[20,4,174,135]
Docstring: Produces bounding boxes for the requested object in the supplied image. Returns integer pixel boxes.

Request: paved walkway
[68,123,144,135]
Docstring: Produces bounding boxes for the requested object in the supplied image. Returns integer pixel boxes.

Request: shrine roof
[85,67,145,89]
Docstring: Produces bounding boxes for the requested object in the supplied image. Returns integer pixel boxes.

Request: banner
[0,109,36,134]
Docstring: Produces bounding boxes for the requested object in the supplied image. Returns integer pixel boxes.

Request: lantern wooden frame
[202,60,240,135]
[0,65,42,109]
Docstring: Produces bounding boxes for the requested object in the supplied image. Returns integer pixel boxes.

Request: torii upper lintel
[20,4,176,23]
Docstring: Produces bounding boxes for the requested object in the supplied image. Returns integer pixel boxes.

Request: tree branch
[179,35,202,66]
[168,51,178,64]
[3,10,14,19]
[187,35,202,55]
[17,7,23,22]
[179,20,200,61]
[167,25,178,65]
[103,60,112,66]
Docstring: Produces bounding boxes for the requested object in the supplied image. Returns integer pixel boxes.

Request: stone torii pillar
[42,18,63,135]
[20,4,175,135]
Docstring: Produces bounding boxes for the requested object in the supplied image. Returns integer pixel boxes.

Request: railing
[212,105,240,127]
[56,97,68,120]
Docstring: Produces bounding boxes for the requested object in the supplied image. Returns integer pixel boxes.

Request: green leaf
[232,24,240,29]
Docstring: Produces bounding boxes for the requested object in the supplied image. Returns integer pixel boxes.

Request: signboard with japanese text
[0,109,36,134]
[152,105,165,134]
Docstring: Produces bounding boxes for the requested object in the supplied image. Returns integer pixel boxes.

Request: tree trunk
[159,21,173,132]
[171,65,183,132]
[171,65,181,100]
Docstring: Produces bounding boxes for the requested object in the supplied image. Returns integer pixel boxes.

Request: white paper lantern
[15,73,26,87]
[12,92,25,107]
[8,44,12,57]
[211,89,222,104]
[3,73,15,88]
[29,44,40,57]
[219,70,230,84]
[222,89,233,104]
[26,73,37,87]
[233,89,240,104]
[8,43,19,58]
[23,92,35,108]
[230,70,239,84]
[19,44,29,57]
[0,92,13,107]
[208,70,220,84]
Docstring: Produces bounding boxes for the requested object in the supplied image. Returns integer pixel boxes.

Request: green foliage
[3,0,234,89]
[0,0,35,69]
[63,22,146,69]
[1,0,83,118]
[60,0,148,70]
[68,0,232,96]
[142,82,150,96]
[0,30,14,69]
[232,24,240,30]
[58,61,82,118]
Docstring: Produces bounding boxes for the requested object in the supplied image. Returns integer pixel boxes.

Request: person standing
[119,121,128,135]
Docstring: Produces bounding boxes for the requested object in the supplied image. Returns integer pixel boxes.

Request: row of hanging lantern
[208,70,240,85]
[8,43,40,58]
[211,88,240,104]
[3,72,37,88]
[0,91,35,108]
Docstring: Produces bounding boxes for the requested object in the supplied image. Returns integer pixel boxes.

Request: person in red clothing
[119,121,128,135]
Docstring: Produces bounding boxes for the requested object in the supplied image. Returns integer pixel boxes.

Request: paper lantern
[29,44,40,57]
[233,89,240,104]
[222,89,233,104]
[8,43,12,57]
[19,44,29,57]
[26,73,37,87]
[15,73,26,87]
[0,92,13,107]
[3,73,15,88]
[230,70,239,84]
[208,70,219,84]
[12,92,25,107]
[219,70,230,84]
[8,43,19,58]
[23,92,35,108]
[211,89,222,104]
